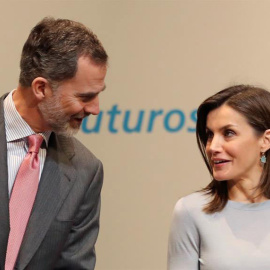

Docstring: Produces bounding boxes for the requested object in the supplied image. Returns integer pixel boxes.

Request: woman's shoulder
[173,191,210,216]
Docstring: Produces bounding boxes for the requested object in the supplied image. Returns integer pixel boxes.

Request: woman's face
[205,104,263,182]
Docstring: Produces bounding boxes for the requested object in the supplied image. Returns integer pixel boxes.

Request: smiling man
[0,17,108,270]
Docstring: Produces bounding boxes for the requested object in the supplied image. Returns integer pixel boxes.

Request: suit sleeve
[54,160,103,270]
[167,198,200,270]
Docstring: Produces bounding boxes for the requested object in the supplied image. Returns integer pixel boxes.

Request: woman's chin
[213,175,228,181]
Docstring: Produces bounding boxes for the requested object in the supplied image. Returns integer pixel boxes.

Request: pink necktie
[5,134,44,270]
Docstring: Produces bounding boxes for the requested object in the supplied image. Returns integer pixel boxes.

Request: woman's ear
[261,129,270,153]
[31,77,53,101]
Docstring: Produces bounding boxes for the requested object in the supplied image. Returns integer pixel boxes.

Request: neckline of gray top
[227,199,270,211]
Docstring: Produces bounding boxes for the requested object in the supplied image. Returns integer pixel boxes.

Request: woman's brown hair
[196,85,270,213]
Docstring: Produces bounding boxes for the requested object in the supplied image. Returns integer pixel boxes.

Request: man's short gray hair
[19,17,108,88]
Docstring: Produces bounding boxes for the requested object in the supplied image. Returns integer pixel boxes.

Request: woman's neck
[227,178,267,203]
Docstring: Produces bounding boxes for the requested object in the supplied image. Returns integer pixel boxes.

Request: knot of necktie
[28,134,44,154]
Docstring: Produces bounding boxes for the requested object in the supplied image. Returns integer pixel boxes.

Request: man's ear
[31,77,52,101]
[261,129,270,153]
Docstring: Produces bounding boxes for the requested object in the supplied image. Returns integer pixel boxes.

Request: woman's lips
[212,159,230,167]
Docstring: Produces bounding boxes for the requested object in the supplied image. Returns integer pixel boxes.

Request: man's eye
[80,94,98,103]
[80,96,94,102]
[81,97,91,102]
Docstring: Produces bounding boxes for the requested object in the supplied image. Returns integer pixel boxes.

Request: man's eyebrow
[75,92,97,98]
[75,85,106,98]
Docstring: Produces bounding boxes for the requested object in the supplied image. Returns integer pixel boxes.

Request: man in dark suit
[0,17,108,269]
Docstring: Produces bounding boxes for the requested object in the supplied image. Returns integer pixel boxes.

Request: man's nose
[84,96,100,115]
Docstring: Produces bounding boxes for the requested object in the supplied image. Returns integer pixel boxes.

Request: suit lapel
[0,94,10,270]
[17,133,77,269]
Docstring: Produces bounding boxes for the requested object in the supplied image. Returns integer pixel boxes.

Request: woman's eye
[206,131,213,140]
[224,130,235,137]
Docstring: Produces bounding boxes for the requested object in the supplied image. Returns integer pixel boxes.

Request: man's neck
[13,87,50,133]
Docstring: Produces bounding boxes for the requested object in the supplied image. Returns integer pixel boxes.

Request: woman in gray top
[168,85,270,270]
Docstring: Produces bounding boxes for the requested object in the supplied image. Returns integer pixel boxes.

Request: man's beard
[38,93,83,137]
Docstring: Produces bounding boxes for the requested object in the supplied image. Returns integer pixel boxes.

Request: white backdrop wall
[1,1,270,269]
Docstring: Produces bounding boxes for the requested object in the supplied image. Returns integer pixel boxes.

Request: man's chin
[56,129,79,137]
[70,117,84,128]
[51,123,80,137]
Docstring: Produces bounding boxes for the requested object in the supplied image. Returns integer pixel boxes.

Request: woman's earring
[261,152,267,164]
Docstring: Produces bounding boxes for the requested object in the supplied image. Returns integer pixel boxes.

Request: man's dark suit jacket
[0,94,103,269]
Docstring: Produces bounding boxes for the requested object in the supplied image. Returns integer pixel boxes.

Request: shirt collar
[4,90,51,146]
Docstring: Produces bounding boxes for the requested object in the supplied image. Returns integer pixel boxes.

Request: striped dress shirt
[4,90,51,196]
